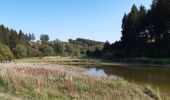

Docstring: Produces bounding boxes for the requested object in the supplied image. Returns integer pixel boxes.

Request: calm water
[83,65,170,96]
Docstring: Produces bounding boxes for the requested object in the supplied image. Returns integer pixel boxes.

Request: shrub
[13,44,27,59]
[0,43,13,61]
[39,45,55,56]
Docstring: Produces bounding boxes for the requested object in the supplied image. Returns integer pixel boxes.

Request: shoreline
[14,57,170,68]
[100,62,170,67]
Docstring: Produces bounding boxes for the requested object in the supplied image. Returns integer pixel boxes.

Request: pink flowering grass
[0,63,163,100]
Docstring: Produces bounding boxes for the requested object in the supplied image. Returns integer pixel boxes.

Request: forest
[88,0,170,59]
[1,0,170,61]
[0,25,104,61]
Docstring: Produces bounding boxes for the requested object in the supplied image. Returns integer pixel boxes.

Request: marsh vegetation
[0,62,164,100]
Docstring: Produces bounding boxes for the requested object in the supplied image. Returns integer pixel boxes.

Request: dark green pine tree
[139,5,147,32]
[9,29,18,49]
[121,4,140,56]
[121,13,128,43]
[137,5,148,53]
[150,0,170,42]
[128,5,140,40]
[18,30,25,44]
[148,0,170,57]
[0,25,10,46]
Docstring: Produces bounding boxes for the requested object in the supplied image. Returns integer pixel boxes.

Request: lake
[82,64,170,96]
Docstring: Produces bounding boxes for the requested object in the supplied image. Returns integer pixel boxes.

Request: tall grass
[0,63,166,100]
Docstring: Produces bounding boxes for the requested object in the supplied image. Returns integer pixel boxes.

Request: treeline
[88,0,170,58]
[69,38,104,54]
[0,25,34,60]
[0,25,104,61]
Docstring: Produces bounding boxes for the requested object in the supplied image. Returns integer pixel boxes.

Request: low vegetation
[0,62,164,100]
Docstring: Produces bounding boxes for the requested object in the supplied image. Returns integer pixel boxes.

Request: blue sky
[0,0,152,42]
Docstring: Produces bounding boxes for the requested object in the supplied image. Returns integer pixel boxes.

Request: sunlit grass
[0,62,167,100]
[14,57,100,67]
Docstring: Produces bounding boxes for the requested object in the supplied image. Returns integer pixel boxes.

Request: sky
[0,0,152,42]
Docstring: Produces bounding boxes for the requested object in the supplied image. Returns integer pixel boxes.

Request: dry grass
[0,63,166,100]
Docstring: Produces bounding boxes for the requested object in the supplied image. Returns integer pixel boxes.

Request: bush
[73,49,80,57]
[28,44,41,57]
[0,44,13,61]
[39,45,55,56]
[13,44,27,59]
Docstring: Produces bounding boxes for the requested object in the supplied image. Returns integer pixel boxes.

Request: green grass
[14,57,101,66]
[16,56,170,67]
[0,63,166,100]
[13,57,170,99]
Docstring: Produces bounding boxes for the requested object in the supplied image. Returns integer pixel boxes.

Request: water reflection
[83,65,170,96]
[83,68,108,77]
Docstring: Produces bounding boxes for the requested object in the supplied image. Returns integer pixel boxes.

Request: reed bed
[0,63,163,100]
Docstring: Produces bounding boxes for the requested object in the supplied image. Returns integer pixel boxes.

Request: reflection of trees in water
[93,65,170,95]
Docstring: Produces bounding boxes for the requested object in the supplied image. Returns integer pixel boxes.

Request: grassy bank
[109,58,170,66]
[16,57,170,67]
[82,57,170,66]
[14,57,101,67]
[81,56,170,65]
[0,63,165,100]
